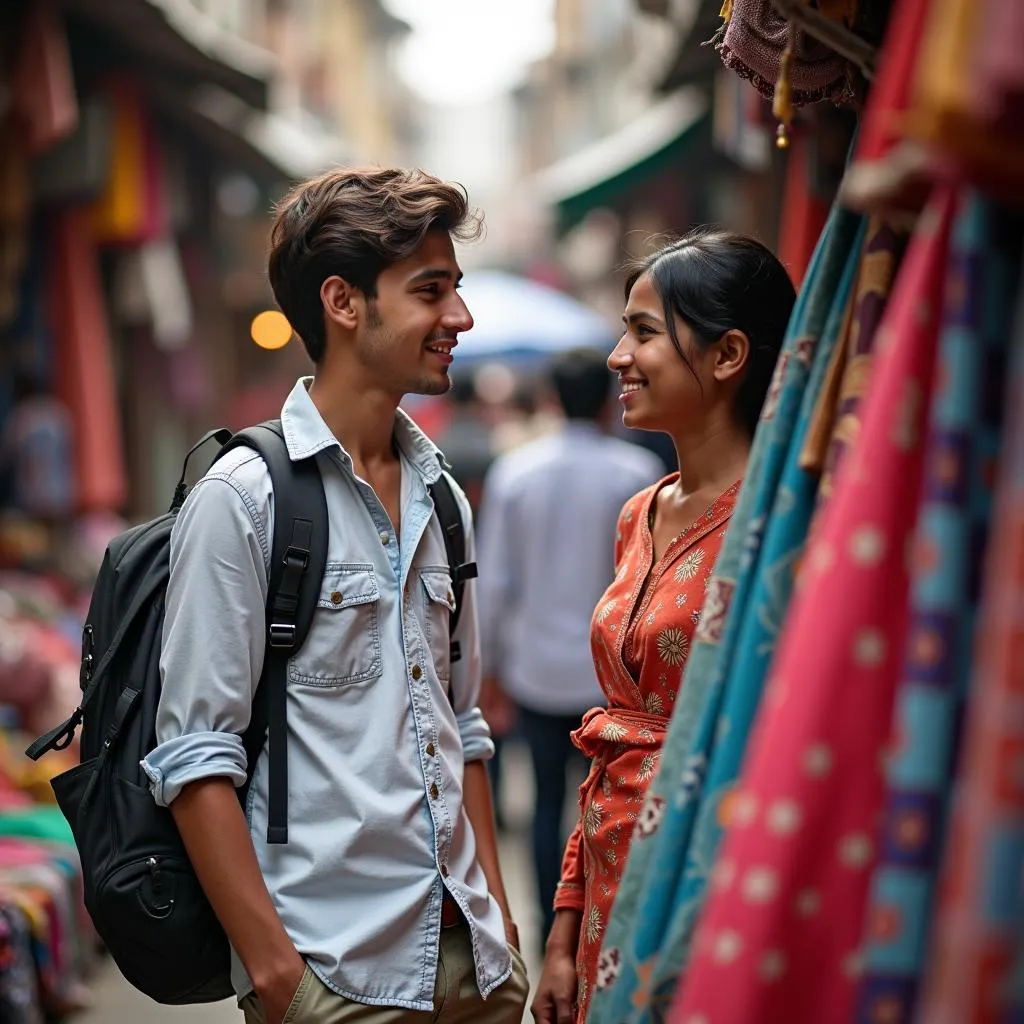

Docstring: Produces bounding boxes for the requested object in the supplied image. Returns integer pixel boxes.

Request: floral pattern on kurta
[554,475,740,1021]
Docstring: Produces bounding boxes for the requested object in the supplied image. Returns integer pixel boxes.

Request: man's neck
[307,362,399,467]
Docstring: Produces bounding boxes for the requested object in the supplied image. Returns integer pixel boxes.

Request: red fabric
[556,477,740,1020]
[9,0,78,154]
[49,208,127,513]
[853,0,933,163]
[778,133,829,290]
[671,187,957,1024]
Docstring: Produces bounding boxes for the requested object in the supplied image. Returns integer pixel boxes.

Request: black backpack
[26,420,476,1004]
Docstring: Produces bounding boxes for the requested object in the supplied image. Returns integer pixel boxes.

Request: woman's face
[608,271,714,435]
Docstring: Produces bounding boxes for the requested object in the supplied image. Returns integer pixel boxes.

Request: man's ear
[713,329,751,383]
[321,275,359,331]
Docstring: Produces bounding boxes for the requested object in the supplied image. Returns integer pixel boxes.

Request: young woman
[531,230,796,1024]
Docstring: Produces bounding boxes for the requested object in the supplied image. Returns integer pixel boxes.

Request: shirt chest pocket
[418,567,456,682]
[288,564,382,687]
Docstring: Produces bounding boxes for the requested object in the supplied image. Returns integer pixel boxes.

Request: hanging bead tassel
[773,31,795,149]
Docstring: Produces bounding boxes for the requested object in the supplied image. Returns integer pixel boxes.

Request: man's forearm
[170,777,300,990]
[462,759,512,918]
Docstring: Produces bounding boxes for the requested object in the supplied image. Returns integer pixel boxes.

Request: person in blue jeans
[475,348,663,946]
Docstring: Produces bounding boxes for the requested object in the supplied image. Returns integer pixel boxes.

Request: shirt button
[330,591,343,605]
[426,743,435,757]
[379,531,390,545]
[430,783,439,799]
[440,864,449,877]
[411,665,422,680]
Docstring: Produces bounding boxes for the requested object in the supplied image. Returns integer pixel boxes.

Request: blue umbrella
[454,270,615,365]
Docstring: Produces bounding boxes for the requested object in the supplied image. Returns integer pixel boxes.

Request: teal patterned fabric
[589,204,866,1024]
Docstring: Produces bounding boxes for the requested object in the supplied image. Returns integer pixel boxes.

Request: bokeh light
[250,311,293,350]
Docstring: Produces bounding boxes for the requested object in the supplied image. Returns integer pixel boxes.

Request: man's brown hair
[268,167,482,364]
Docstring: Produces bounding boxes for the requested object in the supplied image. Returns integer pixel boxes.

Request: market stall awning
[530,88,708,233]
[61,0,274,110]
[149,82,351,184]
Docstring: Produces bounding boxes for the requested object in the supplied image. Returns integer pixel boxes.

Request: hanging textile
[669,185,957,1024]
[899,0,991,165]
[715,0,861,109]
[971,0,1024,141]
[588,201,865,1024]
[8,0,78,156]
[48,208,127,514]
[847,0,1024,213]
[777,132,831,288]
[90,79,167,247]
[956,0,1024,201]
[851,0,931,165]
[855,194,1015,1024]
[915,259,1024,1024]
[840,0,934,215]
[800,219,909,507]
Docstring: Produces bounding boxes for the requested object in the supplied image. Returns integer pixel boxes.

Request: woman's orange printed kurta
[555,476,740,1021]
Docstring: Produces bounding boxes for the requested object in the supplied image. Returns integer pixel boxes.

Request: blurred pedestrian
[0,369,75,523]
[492,379,561,455]
[142,168,528,1024]
[436,373,495,514]
[531,231,795,1024]
[476,347,663,948]
[433,373,516,821]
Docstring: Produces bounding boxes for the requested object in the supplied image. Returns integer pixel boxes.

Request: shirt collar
[280,377,445,483]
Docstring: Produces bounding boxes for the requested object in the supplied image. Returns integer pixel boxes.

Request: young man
[141,168,528,1024]
[475,348,663,948]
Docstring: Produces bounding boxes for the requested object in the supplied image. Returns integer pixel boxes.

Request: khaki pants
[240,925,529,1024]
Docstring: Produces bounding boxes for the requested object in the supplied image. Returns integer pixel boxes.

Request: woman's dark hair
[625,228,796,436]
[268,167,482,364]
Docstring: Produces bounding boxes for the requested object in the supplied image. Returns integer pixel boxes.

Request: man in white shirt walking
[475,347,663,946]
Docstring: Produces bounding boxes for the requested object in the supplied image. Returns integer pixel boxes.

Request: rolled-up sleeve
[445,480,494,764]
[141,470,270,807]
[554,820,586,912]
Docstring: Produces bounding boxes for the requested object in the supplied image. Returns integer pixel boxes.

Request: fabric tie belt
[572,705,670,812]
[572,706,669,761]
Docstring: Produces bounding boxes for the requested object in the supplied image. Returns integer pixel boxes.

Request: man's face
[356,230,474,399]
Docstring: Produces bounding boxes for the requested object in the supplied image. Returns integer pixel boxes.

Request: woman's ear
[321,275,359,331]
[713,329,751,383]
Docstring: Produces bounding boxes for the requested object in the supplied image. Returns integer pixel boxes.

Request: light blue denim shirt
[141,378,509,1011]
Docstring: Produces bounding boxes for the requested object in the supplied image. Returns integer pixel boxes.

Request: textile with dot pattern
[670,185,959,1024]
[855,193,1015,1024]
[588,201,866,1024]
[916,251,1024,1024]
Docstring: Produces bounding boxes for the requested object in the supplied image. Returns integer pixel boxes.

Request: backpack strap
[219,420,328,845]
[169,428,234,512]
[426,465,478,665]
